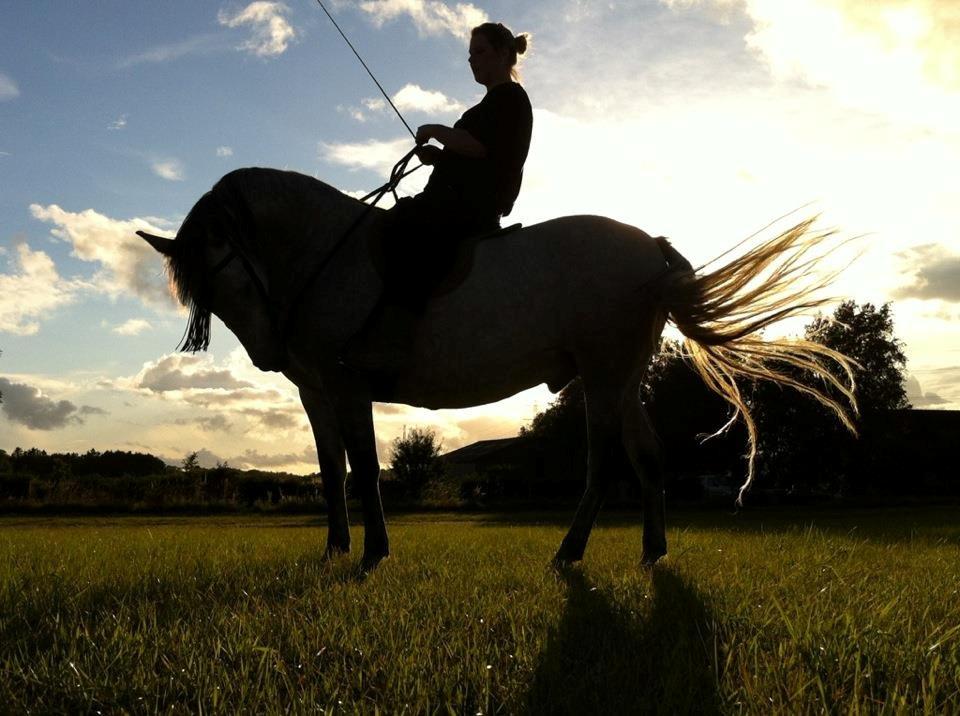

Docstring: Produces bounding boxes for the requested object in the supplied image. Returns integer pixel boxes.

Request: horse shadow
[523,564,722,715]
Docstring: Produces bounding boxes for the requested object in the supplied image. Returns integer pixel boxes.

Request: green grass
[1,508,959,713]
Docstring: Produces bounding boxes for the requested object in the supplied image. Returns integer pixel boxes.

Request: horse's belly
[392,347,577,409]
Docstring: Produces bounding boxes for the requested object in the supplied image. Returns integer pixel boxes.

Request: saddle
[367,221,524,303]
[432,222,523,298]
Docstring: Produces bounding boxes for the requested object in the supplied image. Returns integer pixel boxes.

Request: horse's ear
[137,230,176,257]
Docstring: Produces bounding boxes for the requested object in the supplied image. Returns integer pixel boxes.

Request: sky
[2,0,959,472]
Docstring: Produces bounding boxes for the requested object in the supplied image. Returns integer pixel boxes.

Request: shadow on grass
[474,505,960,547]
[523,564,721,715]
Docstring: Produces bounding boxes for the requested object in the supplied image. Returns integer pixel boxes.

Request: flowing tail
[654,218,858,503]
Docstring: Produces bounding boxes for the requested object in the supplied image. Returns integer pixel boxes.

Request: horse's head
[137,193,287,372]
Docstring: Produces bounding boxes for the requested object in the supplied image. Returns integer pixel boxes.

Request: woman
[383,22,533,309]
[348,22,532,372]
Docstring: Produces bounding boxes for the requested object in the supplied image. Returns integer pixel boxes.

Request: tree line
[0,448,322,511]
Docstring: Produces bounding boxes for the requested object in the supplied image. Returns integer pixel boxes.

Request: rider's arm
[416,124,487,158]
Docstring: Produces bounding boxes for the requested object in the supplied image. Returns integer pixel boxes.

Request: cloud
[392,83,465,113]
[0,244,90,335]
[238,407,304,430]
[0,72,19,101]
[117,33,223,67]
[907,366,960,409]
[29,203,177,308]
[181,387,287,406]
[111,318,153,336]
[319,136,412,174]
[218,2,296,57]
[356,0,486,38]
[341,85,462,124]
[151,159,184,181]
[904,374,947,407]
[136,354,255,393]
[216,145,234,157]
[108,114,127,130]
[0,377,103,430]
[894,244,960,302]
[228,446,315,469]
[671,0,960,131]
[174,414,233,432]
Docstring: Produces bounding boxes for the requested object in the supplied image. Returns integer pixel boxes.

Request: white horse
[138,168,855,570]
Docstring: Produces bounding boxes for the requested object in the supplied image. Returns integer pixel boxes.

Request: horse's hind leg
[554,388,621,565]
[300,386,351,556]
[622,389,666,565]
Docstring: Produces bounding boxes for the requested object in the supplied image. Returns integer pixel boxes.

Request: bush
[389,428,445,500]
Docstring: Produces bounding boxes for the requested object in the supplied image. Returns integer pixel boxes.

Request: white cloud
[319,136,412,174]
[228,445,315,468]
[357,0,486,38]
[337,104,370,123]
[107,114,127,130]
[392,83,464,113]
[355,86,463,117]
[111,318,153,336]
[151,159,184,181]
[0,71,19,101]
[216,145,234,157]
[218,2,296,57]
[670,0,960,132]
[29,203,178,308]
[135,353,255,393]
[117,33,223,67]
[904,374,947,407]
[0,244,90,335]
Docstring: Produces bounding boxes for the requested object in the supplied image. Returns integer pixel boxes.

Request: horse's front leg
[335,398,389,571]
[300,386,351,556]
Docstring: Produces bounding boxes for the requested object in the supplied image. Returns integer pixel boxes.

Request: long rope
[315,0,416,140]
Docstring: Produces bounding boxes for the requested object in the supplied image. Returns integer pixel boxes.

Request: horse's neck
[240,176,378,314]
[248,180,373,271]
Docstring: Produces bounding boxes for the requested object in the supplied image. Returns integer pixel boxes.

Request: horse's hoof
[640,550,666,568]
[360,552,388,573]
[322,545,350,561]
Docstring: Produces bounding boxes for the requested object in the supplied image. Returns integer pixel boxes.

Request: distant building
[441,436,584,499]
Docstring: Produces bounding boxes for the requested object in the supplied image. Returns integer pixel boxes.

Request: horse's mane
[166,168,355,352]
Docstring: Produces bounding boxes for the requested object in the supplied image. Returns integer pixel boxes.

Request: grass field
[2,507,959,713]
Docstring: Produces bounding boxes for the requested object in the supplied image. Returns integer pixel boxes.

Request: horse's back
[467,214,667,310]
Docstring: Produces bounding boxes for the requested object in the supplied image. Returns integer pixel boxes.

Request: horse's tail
[654,217,858,503]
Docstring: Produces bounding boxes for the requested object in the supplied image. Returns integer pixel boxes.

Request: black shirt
[423,82,533,219]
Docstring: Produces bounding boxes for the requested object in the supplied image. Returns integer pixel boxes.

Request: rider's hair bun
[514,33,529,56]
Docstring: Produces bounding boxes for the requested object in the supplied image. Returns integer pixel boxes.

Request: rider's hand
[415,124,439,145]
[415,145,442,166]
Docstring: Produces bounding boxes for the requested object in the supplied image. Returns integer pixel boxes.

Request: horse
[137,167,856,570]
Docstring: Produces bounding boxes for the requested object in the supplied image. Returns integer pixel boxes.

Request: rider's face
[468,33,507,86]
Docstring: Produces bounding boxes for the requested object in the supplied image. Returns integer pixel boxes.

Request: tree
[805,301,908,412]
[389,427,445,499]
[752,301,908,495]
[182,452,201,472]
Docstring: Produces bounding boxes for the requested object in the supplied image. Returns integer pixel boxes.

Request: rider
[347,22,533,369]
